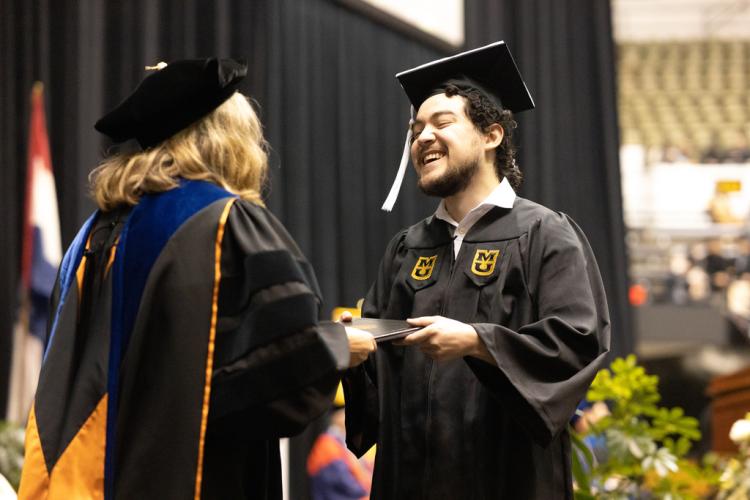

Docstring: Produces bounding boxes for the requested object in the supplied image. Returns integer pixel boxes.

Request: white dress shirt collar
[434,177,516,257]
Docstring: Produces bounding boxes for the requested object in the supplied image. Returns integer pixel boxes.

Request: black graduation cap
[381,41,533,211]
[95,58,247,149]
[396,40,534,113]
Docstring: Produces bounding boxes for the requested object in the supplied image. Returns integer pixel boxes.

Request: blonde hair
[90,92,268,210]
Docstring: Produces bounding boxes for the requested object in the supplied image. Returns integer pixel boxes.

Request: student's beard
[418,156,480,199]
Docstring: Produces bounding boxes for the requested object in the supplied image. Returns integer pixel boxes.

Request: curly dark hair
[443,84,522,190]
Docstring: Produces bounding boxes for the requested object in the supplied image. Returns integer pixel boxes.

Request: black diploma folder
[347,318,421,343]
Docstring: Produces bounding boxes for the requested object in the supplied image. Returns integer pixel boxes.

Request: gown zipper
[422,238,461,497]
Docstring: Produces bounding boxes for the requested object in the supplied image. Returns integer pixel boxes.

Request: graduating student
[342,42,611,499]
[18,58,375,500]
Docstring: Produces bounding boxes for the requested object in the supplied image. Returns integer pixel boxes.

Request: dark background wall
[1,0,632,497]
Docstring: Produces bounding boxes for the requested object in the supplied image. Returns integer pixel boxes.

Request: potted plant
[717,412,750,499]
[0,420,24,492]
[572,355,719,499]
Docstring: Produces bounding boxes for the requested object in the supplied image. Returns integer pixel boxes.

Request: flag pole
[6,81,59,423]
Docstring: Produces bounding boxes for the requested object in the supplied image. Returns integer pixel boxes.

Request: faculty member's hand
[345,327,377,367]
[399,316,492,363]
[339,310,354,323]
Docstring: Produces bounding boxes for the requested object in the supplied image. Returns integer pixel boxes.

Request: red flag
[7,83,62,423]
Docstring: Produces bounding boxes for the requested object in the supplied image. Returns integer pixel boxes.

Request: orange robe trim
[19,395,108,500]
[193,198,236,500]
[18,405,49,499]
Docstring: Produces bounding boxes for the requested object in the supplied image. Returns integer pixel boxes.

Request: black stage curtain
[466,0,634,360]
[1,0,631,496]
[0,0,439,415]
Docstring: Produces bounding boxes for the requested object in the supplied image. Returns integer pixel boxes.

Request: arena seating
[618,40,750,162]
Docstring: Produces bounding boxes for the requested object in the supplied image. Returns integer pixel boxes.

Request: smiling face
[410,93,485,198]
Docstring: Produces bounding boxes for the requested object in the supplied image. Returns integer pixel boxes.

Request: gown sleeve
[207,199,350,439]
[342,230,408,456]
[466,212,611,445]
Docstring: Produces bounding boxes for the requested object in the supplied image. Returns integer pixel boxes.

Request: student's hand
[398,316,493,363]
[345,327,376,367]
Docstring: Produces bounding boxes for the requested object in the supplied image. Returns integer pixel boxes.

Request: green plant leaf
[573,490,597,500]
[0,420,25,491]
[570,430,593,494]
[574,356,711,498]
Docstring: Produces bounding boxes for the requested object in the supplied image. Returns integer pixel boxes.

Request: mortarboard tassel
[381,108,415,212]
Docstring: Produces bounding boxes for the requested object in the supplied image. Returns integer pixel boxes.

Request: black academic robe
[19,180,348,500]
[343,197,611,500]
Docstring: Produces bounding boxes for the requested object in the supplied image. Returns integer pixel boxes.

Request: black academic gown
[343,197,611,500]
[19,180,348,500]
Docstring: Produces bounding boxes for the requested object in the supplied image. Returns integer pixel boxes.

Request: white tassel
[381,128,413,212]
[381,107,416,212]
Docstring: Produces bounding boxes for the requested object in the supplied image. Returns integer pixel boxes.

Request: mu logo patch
[471,249,500,276]
[411,255,437,281]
